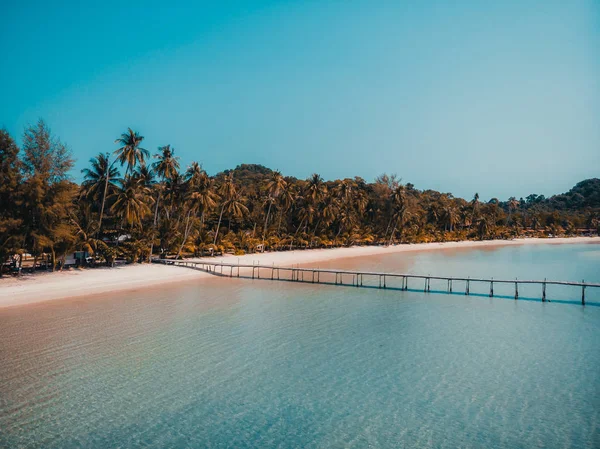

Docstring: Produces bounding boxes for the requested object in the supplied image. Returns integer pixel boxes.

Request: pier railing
[155,259,600,305]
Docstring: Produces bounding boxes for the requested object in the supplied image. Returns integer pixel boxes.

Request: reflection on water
[0,243,599,448]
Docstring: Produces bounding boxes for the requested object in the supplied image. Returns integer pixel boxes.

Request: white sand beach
[1,237,598,308]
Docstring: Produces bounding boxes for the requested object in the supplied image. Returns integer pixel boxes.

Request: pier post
[379,275,381,288]
[383,275,386,289]
[449,279,452,293]
[514,279,518,300]
[465,278,470,296]
[404,277,406,290]
[424,278,427,292]
[542,279,546,301]
[230,266,233,277]
[582,280,586,305]
[489,279,494,297]
[312,271,315,283]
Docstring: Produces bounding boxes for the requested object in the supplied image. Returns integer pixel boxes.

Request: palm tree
[185,162,204,186]
[507,197,519,225]
[186,163,218,229]
[111,176,152,229]
[306,173,326,204]
[70,202,108,263]
[153,145,180,181]
[387,185,406,244]
[149,145,180,255]
[81,153,120,232]
[114,128,149,176]
[277,182,297,234]
[476,215,490,240]
[314,195,338,235]
[214,173,237,245]
[262,171,287,246]
[469,192,479,230]
[134,162,156,188]
[441,200,458,232]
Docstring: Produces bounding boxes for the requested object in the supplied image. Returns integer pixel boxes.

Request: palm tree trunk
[148,189,161,262]
[213,205,225,246]
[262,200,273,247]
[98,169,110,234]
[51,248,56,272]
[388,222,398,246]
[176,210,193,259]
[313,217,322,235]
[277,209,283,235]
[290,217,305,250]
[59,252,67,271]
[335,223,343,241]
[383,216,394,244]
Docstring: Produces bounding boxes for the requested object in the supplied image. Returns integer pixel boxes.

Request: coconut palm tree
[114,128,149,176]
[148,145,180,258]
[507,197,519,225]
[153,145,180,181]
[81,152,121,232]
[186,166,218,230]
[386,185,407,244]
[277,182,297,234]
[134,162,156,188]
[306,173,326,204]
[262,171,287,246]
[469,192,479,230]
[476,215,490,240]
[111,176,152,229]
[314,194,338,235]
[214,173,238,245]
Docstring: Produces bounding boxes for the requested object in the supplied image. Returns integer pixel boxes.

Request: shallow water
[1,243,599,448]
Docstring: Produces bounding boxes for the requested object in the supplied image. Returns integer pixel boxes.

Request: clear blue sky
[1,0,598,200]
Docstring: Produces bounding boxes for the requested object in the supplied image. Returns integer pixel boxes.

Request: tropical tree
[114,128,148,176]
[262,171,287,245]
[0,129,23,272]
[21,120,76,271]
[149,145,180,259]
[111,176,152,230]
[81,152,121,232]
[214,173,237,245]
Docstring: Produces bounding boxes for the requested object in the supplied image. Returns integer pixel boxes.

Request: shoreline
[1,236,598,309]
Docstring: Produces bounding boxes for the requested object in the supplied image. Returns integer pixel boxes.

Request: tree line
[1,120,599,273]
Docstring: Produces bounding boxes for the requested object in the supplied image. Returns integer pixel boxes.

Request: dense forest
[1,120,599,273]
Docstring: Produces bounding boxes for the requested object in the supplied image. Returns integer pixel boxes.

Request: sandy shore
[1,237,597,308]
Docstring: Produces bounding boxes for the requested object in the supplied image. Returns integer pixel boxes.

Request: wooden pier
[156,260,600,305]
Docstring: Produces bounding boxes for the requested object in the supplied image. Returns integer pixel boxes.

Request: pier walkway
[156,259,600,305]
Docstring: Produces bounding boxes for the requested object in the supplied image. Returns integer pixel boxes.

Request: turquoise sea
[1,242,599,448]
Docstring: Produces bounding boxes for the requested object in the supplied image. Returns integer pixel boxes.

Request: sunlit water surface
[1,242,599,448]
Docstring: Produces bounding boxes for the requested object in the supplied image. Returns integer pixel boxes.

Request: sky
[1,0,599,201]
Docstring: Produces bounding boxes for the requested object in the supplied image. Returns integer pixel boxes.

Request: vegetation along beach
[2,1,599,448]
